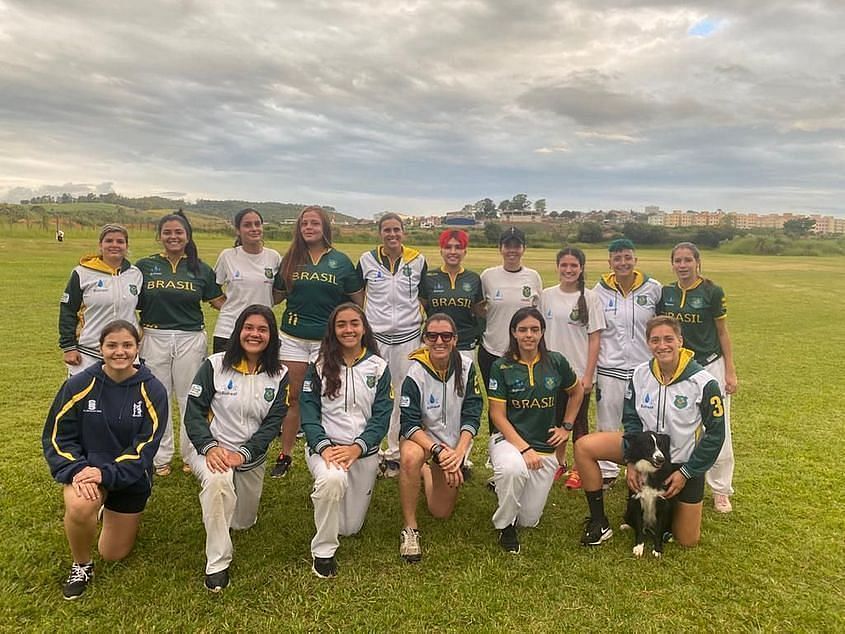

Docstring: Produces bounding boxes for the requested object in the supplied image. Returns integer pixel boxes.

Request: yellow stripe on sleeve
[51,377,97,461]
[115,382,160,463]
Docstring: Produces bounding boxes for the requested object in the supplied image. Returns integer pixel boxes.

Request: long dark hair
[157,209,199,276]
[233,208,264,247]
[280,205,333,290]
[506,307,549,363]
[423,313,464,397]
[557,247,589,326]
[318,303,379,399]
[223,305,282,376]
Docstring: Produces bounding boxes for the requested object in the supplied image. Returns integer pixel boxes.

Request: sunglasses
[423,331,455,343]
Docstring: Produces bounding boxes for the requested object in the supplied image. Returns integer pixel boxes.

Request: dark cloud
[1,0,843,215]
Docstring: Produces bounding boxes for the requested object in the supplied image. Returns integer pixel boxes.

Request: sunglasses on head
[423,331,455,343]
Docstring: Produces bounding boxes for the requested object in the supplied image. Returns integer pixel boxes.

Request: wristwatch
[561,421,575,431]
[430,443,443,464]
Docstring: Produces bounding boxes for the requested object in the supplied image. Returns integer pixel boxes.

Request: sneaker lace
[67,563,91,584]
[403,529,420,551]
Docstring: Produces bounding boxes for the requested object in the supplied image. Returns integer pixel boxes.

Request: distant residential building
[500,209,542,223]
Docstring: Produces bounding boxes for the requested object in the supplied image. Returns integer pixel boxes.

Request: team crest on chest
[569,307,580,321]
[544,376,557,390]
[264,387,276,402]
[522,285,531,298]
[402,264,412,277]
[636,295,648,306]
[129,284,138,296]
[264,268,274,279]
[366,374,376,388]
[673,395,688,409]
[132,401,143,417]
[462,282,473,292]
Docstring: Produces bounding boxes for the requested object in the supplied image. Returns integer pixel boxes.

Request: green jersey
[487,351,578,453]
[421,267,483,350]
[136,254,222,331]
[274,249,363,340]
[657,279,727,365]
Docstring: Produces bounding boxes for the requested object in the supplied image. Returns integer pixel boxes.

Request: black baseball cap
[499,226,526,246]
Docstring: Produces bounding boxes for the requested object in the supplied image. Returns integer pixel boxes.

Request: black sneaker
[581,516,613,546]
[62,562,93,600]
[270,453,292,478]
[205,568,230,592]
[312,556,338,578]
[399,527,422,563]
[498,523,520,554]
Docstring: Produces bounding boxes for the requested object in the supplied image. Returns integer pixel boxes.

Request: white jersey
[213,246,282,339]
[480,265,543,356]
[358,246,427,344]
[594,271,662,379]
[539,285,605,381]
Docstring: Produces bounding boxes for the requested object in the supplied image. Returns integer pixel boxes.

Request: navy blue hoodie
[42,362,168,492]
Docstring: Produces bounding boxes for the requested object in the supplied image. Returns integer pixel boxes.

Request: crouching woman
[184,305,289,592]
[300,303,392,578]
[575,315,725,548]
[43,320,168,600]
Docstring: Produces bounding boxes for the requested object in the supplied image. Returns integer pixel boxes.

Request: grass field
[1,231,843,632]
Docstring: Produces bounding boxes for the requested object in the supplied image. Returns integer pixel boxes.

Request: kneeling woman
[43,320,168,600]
[487,307,584,554]
[184,305,289,592]
[575,315,725,548]
[398,313,483,563]
[300,303,392,578]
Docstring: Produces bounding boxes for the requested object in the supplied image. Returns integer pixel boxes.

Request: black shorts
[671,464,705,505]
[104,487,151,514]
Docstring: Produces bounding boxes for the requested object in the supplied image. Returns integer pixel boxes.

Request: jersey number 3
[709,395,725,418]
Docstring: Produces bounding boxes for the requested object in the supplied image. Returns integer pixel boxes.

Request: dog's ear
[622,432,637,462]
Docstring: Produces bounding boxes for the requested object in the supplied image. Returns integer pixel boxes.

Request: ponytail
[557,246,589,326]
[451,347,465,398]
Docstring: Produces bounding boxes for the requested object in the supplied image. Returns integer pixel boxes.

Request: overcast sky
[1,0,843,217]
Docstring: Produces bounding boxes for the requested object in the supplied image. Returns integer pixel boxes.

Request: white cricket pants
[306,450,379,558]
[488,434,558,529]
[190,454,265,575]
[141,329,207,467]
[703,357,735,496]
[595,373,628,480]
[378,338,419,462]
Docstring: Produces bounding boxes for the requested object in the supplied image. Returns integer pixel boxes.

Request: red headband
[438,229,469,249]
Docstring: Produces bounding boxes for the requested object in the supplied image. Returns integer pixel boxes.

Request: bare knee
[400,442,425,472]
[64,496,100,525]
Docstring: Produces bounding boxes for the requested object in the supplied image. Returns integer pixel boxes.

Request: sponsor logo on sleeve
[400,395,410,407]
[61,293,69,303]
[188,384,202,397]
[488,378,498,391]
[302,380,312,393]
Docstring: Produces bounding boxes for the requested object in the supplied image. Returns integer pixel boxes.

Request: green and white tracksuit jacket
[622,348,726,479]
[184,353,290,470]
[58,255,143,359]
[399,347,483,447]
[300,349,393,457]
[594,271,662,381]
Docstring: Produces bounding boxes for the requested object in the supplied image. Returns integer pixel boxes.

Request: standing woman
[212,208,282,353]
[575,316,725,548]
[658,242,737,513]
[300,303,392,578]
[270,206,364,478]
[136,211,225,476]
[59,224,143,375]
[478,227,543,398]
[592,238,661,487]
[421,230,484,351]
[539,247,606,489]
[487,307,584,554]
[184,305,289,592]
[398,313,483,563]
[43,320,168,600]
[357,213,427,478]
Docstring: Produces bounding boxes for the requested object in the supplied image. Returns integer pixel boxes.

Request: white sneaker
[714,494,733,513]
[399,527,421,562]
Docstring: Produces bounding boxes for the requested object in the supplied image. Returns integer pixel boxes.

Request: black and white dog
[622,431,674,558]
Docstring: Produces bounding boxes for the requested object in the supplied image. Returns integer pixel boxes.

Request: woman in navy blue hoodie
[43,320,168,600]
